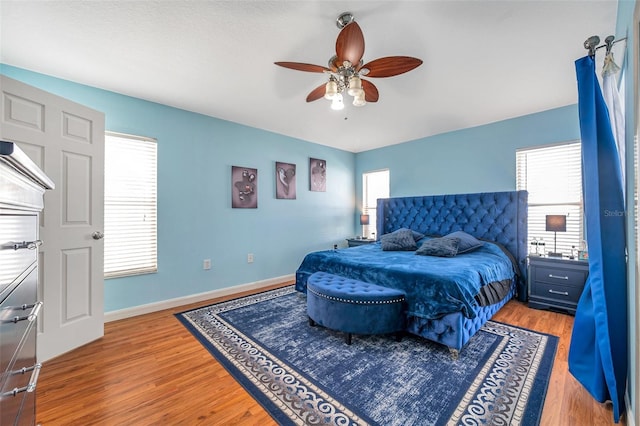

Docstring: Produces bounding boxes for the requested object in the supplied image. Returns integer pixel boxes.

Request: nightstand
[527,256,589,315]
[346,238,375,247]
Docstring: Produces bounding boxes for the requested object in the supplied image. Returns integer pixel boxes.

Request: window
[516,142,583,255]
[104,132,157,278]
[362,170,389,239]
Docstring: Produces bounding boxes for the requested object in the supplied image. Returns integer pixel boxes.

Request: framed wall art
[309,158,326,192]
[275,161,296,199]
[232,166,258,208]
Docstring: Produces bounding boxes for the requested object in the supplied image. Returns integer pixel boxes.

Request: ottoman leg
[395,331,403,342]
[346,333,352,345]
[309,317,316,327]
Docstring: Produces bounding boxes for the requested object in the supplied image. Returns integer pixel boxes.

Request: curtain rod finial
[584,35,600,57]
[604,35,615,54]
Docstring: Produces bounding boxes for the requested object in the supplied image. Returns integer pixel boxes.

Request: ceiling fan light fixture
[347,75,362,96]
[324,79,338,99]
[330,93,345,110]
[353,91,366,107]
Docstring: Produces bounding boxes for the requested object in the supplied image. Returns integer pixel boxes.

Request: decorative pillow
[390,227,425,242]
[409,229,426,242]
[380,228,418,251]
[415,237,460,257]
[444,231,484,253]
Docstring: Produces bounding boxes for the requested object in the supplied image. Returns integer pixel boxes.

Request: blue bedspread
[295,240,516,320]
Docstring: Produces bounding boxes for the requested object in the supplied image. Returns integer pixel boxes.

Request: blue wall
[1,64,585,314]
[355,105,580,210]
[0,64,356,312]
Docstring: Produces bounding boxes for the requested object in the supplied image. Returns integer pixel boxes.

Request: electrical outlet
[203,259,211,270]
[247,253,254,263]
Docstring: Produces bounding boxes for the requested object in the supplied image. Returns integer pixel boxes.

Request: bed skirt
[405,279,516,352]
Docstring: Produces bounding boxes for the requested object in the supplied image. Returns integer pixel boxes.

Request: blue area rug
[176,286,557,425]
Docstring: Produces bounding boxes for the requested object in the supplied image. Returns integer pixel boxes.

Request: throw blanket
[295,240,516,320]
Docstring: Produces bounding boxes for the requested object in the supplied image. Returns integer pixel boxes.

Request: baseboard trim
[104,274,295,322]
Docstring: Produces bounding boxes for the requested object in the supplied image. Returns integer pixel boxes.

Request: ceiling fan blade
[362,80,379,102]
[275,62,331,73]
[335,22,365,66]
[360,56,423,78]
[306,84,327,102]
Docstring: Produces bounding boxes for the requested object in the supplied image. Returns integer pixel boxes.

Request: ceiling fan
[275,12,423,110]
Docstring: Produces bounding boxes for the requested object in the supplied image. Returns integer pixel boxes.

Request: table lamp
[360,214,370,239]
[545,214,566,257]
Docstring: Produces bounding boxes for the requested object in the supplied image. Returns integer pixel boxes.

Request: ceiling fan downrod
[336,12,354,29]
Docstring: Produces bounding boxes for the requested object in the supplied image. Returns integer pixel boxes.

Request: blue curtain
[568,55,627,422]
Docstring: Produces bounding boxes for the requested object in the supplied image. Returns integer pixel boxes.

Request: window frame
[362,169,390,239]
[516,141,584,256]
[104,131,158,279]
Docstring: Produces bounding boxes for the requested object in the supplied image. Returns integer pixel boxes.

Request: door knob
[92,231,104,240]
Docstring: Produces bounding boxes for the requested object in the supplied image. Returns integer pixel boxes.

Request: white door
[0,75,105,361]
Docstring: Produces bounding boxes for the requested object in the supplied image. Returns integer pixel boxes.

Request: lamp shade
[324,79,338,100]
[360,214,370,225]
[352,90,366,107]
[347,75,362,96]
[546,215,567,232]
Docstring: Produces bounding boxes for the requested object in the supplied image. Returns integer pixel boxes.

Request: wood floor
[36,283,624,425]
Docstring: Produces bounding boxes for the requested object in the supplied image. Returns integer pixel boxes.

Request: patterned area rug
[176,286,557,425]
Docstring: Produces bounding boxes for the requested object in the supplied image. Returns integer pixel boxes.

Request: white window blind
[104,132,157,278]
[362,169,389,239]
[516,142,583,255]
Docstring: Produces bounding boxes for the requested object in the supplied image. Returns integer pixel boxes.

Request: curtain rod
[584,35,627,57]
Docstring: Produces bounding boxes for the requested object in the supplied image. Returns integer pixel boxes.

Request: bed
[295,190,528,354]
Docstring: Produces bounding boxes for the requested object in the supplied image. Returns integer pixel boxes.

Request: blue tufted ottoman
[306,272,406,345]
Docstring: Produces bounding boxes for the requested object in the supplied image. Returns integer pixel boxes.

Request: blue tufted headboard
[376,190,528,300]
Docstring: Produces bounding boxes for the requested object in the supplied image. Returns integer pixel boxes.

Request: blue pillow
[444,231,484,253]
[390,227,424,242]
[415,237,459,257]
[380,229,418,251]
[410,229,425,242]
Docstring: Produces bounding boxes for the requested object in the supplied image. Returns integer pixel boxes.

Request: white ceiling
[0,1,621,153]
